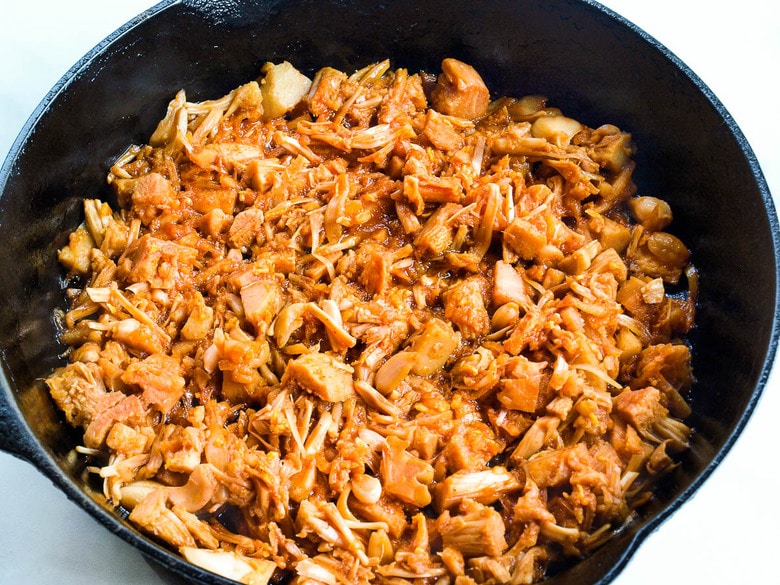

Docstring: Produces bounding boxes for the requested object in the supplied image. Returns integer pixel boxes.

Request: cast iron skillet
[0,1,777,583]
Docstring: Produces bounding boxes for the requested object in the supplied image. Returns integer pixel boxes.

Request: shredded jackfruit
[46,58,696,584]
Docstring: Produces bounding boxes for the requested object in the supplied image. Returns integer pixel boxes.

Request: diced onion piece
[531,114,583,146]
[295,558,339,585]
[271,302,307,347]
[641,277,666,304]
[507,94,548,119]
[374,351,417,394]
[408,319,461,376]
[260,61,312,120]
[119,480,163,510]
[181,548,277,585]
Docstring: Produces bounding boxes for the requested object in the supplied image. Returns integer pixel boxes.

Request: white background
[1,1,778,583]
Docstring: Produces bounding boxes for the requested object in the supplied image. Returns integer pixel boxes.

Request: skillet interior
[0,0,777,583]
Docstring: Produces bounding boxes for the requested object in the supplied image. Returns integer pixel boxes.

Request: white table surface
[1,1,778,583]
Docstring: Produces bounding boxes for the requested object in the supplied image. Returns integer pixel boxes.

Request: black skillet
[0,1,777,584]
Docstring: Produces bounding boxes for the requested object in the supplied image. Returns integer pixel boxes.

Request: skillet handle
[0,383,36,463]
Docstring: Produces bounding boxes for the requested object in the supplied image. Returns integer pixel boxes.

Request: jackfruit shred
[47,58,697,585]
